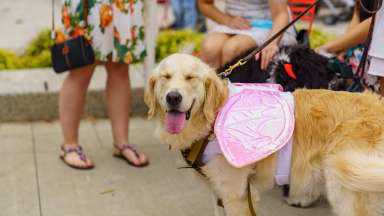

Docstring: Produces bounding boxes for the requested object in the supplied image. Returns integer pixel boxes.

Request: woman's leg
[200,32,231,68]
[105,61,148,166]
[221,34,257,65]
[59,64,96,168]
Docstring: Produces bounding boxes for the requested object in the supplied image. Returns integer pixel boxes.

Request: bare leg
[59,64,96,168]
[200,32,231,68]
[105,62,148,166]
[221,34,257,65]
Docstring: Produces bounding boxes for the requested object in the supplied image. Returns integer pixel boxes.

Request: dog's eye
[161,74,171,79]
[185,75,196,80]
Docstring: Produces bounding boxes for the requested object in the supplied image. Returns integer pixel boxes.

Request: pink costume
[202,83,295,185]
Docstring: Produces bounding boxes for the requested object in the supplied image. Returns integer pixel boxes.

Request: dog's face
[145,54,227,137]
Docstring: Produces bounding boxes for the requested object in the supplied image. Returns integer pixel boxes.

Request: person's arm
[256,0,290,70]
[197,0,250,29]
[320,17,371,54]
[345,6,361,33]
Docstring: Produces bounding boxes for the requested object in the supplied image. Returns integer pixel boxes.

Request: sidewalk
[0,118,333,216]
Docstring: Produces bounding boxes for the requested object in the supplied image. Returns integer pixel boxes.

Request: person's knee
[107,64,129,81]
[200,37,222,60]
[222,41,243,63]
[67,68,94,86]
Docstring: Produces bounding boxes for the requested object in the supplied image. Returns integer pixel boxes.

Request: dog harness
[203,83,295,185]
[181,83,295,216]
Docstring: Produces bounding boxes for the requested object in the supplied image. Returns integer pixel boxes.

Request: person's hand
[336,51,347,61]
[226,16,250,30]
[255,43,279,71]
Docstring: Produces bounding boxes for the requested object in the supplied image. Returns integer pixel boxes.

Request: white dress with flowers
[60,0,146,64]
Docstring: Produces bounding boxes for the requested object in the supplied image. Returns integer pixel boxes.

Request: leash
[355,0,381,79]
[218,0,321,79]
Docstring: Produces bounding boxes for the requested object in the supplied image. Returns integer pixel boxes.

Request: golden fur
[145,54,384,216]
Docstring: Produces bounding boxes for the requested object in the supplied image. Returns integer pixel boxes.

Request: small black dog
[217,44,357,92]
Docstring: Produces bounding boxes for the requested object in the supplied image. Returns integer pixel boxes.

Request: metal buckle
[218,59,248,78]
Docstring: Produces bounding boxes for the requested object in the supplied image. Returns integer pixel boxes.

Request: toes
[123,150,141,166]
[285,196,317,208]
[63,152,94,169]
[85,158,94,168]
[121,148,148,166]
[139,153,148,164]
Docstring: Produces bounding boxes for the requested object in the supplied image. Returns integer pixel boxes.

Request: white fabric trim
[201,137,221,165]
[275,137,293,186]
[210,24,297,46]
[202,136,292,186]
[202,82,293,185]
[368,57,384,77]
[369,4,384,59]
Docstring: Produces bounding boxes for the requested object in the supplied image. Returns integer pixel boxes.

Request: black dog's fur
[217,45,337,92]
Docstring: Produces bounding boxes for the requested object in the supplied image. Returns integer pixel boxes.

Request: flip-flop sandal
[60,145,94,170]
[113,144,149,168]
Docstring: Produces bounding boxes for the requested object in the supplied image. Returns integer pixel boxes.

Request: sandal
[60,145,94,170]
[113,144,149,167]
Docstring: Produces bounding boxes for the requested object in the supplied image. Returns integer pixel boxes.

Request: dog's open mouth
[164,99,195,134]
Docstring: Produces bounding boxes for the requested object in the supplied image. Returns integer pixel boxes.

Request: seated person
[198,0,297,70]
[318,0,383,93]
[319,0,373,58]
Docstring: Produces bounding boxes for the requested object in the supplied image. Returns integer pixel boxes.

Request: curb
[0,66,148,122]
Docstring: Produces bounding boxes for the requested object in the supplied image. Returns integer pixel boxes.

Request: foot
[60,145,95,169]
[113,144,149,167]
[285,195,318,208]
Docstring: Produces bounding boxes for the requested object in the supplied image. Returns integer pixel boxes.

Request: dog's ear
[144,75,157,119]
[203,75,228,123]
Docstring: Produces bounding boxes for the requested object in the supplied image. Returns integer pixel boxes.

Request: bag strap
[51,0,90,40]
[355,0,382,78]
[218,0,320,78]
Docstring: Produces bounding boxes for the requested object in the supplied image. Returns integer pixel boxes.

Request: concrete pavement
[0,118,333,216]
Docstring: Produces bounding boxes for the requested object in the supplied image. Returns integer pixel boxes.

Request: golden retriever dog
[145,53,384,216]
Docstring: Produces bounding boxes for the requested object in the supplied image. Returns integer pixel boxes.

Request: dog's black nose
[166,91,182,107]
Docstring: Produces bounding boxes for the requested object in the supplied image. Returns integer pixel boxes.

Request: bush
[0,49,22,70]
[0,30,53,70]
[0,27,335,70]
[156,30,203,62]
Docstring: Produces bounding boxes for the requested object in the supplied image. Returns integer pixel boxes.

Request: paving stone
[0,116,336,216]
[0,122,40,216]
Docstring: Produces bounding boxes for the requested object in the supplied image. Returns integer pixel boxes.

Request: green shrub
[0,27,335,70]
[156,30,203,62]
[0,30,53,70]
[0,49,22,70]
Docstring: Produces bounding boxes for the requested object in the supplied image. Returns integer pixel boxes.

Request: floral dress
[59,0,146,64]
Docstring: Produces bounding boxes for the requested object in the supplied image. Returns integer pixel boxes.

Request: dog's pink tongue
[165,112,186,134]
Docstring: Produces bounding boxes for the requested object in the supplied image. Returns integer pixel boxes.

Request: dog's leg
[211,193,226,216]
[203,156,255,216]
[285,158,323,207]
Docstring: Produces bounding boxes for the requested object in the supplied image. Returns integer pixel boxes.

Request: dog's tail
[326,151,384,192]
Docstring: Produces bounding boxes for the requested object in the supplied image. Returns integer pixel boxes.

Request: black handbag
[50,0,95,73]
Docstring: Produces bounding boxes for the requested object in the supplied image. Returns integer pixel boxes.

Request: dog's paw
[285,196,318,208]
